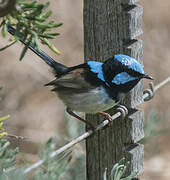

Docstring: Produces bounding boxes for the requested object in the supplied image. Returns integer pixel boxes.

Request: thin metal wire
[154,77,170,91]
[24,76,170,174]
[143,77,170,101]
[24,112,121,173]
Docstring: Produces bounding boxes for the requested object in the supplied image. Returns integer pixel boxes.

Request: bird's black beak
[143,74,154,80]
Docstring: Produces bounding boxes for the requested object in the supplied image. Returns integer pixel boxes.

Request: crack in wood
[121,4,137,12]
[123,39,138,48]
[124,143,139,152]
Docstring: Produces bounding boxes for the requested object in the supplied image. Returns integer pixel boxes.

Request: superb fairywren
[43,54,152,127]
[7,26,153,128]
[45,54,152,104]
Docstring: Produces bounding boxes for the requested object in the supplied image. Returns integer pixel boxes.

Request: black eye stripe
[123,66,144,77]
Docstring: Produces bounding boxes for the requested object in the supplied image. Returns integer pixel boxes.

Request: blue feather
[112,72,138,85]
[114,54,144,74]
[87,61,105,82]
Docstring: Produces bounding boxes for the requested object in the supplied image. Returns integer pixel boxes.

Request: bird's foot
[98,112,113,126]
[66,107,95,130]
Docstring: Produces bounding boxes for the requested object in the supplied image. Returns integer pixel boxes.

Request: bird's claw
[66,107,95,131]
[98,112,113,126]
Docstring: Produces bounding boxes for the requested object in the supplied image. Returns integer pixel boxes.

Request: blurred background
[0,0,170,179]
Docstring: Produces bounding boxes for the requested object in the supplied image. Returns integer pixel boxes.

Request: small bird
[42,53,153,127]
[7,26,153,128]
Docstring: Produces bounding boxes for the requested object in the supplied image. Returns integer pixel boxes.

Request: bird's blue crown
[114,54,144,74]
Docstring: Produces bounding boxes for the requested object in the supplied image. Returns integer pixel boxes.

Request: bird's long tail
[7,26,68,76]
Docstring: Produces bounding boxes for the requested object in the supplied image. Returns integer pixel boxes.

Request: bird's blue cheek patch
[112,72,138,85]
[87,61,105,82]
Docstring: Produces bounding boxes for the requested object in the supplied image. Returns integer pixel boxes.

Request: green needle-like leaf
[0,41,17,51]
[20,38,31,60]
[0,0,63,60]
[1,23,7,37]
[42,38,61,55]
[0,115,10,122]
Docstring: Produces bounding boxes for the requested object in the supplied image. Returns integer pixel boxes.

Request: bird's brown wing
[45,68,97,93]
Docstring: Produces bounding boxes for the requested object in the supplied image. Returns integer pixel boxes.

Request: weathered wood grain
[84,0,144,179]
[125,143,144,176]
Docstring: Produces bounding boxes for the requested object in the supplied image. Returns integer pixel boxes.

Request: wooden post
[84,0,144,179]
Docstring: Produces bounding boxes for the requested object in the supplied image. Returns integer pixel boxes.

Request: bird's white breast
[60,86,116,113]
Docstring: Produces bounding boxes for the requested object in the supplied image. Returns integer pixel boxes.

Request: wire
[154,77,170,91]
